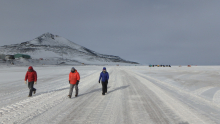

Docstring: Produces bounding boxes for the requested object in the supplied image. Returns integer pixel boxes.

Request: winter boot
[68,95,71,98]
[33,90,36,94]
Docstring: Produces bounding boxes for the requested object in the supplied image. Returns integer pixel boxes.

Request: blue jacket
[99,71,109,82]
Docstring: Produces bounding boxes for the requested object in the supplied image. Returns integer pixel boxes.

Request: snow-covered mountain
[0,33,138,65]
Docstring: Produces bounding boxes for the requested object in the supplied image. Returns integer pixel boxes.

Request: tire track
[0,69,102,124]
[128,69,216,124]
[122,69,178,124]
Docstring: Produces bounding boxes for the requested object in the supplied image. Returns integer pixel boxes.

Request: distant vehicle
[149,65,154,67]
[188,65,191,67]
[179,65,182,67]
[166,65,169,67]
[163,65,165,67]
[39,58,43,60]
[169,65,171,67]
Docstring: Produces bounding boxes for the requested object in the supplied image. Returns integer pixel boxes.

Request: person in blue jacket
[99,67,109,95]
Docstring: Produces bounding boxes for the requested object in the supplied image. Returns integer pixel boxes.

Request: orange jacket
[69,70,80,85]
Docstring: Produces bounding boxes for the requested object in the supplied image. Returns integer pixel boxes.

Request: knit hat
[103,67,106,70]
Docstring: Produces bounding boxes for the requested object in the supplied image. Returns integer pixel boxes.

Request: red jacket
[25,66,37,82]
[69,70,80,85]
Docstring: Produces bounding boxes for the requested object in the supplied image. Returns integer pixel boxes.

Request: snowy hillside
[0,33,138,65]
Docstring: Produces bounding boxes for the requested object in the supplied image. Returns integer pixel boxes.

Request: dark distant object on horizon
[188,65,191,67]
[0,54,6,60]
[5,55,15,60]
[149,64,171,67]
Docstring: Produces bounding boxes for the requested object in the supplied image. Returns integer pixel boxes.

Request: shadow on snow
[78,85,130,97]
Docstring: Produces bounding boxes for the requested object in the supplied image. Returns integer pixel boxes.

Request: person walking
[25,66,37,97]
[99,67,109,95]
[68,67,80,98]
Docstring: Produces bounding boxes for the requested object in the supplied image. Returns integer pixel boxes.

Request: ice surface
[0,66,220,124]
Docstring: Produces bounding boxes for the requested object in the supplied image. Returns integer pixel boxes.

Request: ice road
[0,66,220,124]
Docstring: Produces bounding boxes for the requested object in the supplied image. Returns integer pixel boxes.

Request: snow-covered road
[1,66,220,124]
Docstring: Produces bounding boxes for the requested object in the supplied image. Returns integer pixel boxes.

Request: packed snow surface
[0,66,220,124]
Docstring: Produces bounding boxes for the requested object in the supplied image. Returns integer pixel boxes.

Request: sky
[0,0,220,65]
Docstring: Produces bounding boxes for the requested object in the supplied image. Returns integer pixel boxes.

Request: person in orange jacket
[68,67,80,98]
[24,66,37,97]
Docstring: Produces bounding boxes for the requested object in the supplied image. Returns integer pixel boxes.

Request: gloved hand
[76,80,79,85]
[25,81,27,84]
[34,81,37,84]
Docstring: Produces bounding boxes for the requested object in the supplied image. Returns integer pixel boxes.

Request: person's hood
[28,66,33,70]
[28,66,35,72]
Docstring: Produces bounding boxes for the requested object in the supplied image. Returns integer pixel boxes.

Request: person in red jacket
[25,66,37,97]
[68,67,80,98]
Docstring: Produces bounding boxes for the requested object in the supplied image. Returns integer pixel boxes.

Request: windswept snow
[0,66,220,124]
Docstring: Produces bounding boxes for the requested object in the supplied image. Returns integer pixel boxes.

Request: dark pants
[28,81,36,96]
[102,81,108,94]
[69,84,78,96]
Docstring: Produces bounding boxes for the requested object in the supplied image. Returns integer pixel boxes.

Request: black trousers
[28,81,36,96]
[102,81,108,94]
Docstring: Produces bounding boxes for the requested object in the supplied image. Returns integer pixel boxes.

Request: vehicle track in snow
[0,69,102,124]
[1,66,220,124]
